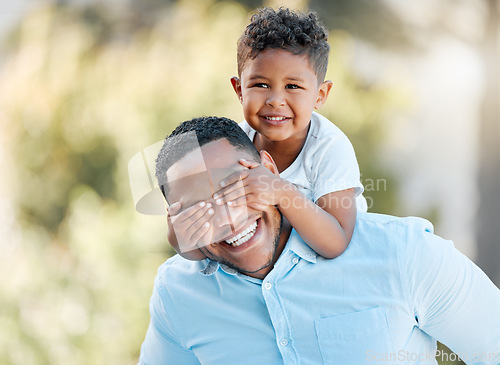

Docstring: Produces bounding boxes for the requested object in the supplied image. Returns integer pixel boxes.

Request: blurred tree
[477,0,500,285]
[308,0,414,50]
[123,0,414,50]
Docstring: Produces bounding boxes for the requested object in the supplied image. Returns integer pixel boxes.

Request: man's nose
[266,90,286,107]
[212,203,248,229]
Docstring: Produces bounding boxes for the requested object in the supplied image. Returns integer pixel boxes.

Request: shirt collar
[200,259,239,276]
[199,229,317,276]
[284,229,317,263]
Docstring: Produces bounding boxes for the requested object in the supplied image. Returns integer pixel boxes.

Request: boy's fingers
[191,221,212,247]
[184,207,214,237]
[247,201,269,212]
[175,201,211,222]
[215,188,247,205]
[167,215,174,230]
[225,196,248,207]
[184,206,211,226]
[173,204,213,251]
[199,224,218,247]
[238,159,260,169]
[167,202,182,215]
[219,169,249,188]
[213,180,248,200]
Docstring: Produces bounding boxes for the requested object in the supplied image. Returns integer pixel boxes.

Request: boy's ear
[230,77,242,102]
[259,150,279,176]
[314,80,333,109]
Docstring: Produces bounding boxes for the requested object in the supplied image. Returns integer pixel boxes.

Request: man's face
[166,139,286,278]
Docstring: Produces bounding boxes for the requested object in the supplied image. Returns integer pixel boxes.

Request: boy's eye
[253,83,268,88]
[286,84,300,89]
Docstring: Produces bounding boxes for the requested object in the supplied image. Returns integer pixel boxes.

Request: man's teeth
[265,116,287,121]
[225,221,258,247]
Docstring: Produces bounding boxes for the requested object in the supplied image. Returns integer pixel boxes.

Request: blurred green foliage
[0,1,461,364]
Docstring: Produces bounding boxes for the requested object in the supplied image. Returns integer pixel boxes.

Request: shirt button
[292,257,299,265]
[280,339,288,347]
[264,282,272,290]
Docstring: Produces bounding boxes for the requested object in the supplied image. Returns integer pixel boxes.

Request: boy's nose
[266,91,286,107]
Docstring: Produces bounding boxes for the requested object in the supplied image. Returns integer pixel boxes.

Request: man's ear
[260,150,279,175]
[314,80,333,109]
[230,77,242,103]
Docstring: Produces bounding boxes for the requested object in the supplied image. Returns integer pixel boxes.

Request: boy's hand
[213,159,289,211]
[167,201,214,258]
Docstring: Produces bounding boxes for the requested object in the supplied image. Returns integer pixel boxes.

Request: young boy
[166,7,366,260]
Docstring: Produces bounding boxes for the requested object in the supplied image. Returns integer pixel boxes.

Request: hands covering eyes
[213,159,287,211]
[166,159,287,259]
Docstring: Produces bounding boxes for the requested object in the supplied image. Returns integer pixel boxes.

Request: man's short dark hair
[155,116,260,198]
[237,7,330,82]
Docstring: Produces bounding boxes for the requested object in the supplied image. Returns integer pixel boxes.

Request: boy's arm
[279,185,356,258]
[215,159,356,259]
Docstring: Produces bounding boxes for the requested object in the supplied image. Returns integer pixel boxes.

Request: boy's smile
[231,48,332,158]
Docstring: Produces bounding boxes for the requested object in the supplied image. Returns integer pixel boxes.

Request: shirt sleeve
[138,275,200,365]
[311,131,363,203]
[401,218,500,365]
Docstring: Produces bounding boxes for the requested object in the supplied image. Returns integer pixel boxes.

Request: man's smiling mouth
[225,221,258,247]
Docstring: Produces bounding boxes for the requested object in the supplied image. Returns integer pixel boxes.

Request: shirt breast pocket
[314,307,394,365]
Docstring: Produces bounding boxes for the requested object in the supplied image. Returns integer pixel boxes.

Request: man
[139,116,500,364]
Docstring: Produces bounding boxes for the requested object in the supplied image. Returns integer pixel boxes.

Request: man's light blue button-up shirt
[139,213,500,364]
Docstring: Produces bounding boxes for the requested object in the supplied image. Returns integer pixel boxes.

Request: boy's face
[232,48,332,144]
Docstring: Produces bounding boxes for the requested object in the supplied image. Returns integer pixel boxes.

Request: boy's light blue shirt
[139,212,500,364]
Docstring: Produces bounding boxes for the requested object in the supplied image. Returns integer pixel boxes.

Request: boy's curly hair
[237,7,330,82]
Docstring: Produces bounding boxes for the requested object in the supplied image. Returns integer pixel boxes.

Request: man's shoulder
[354,212,436,251]
[356,212,434,231]
[341,213,440,284]
[155,255,208,288]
